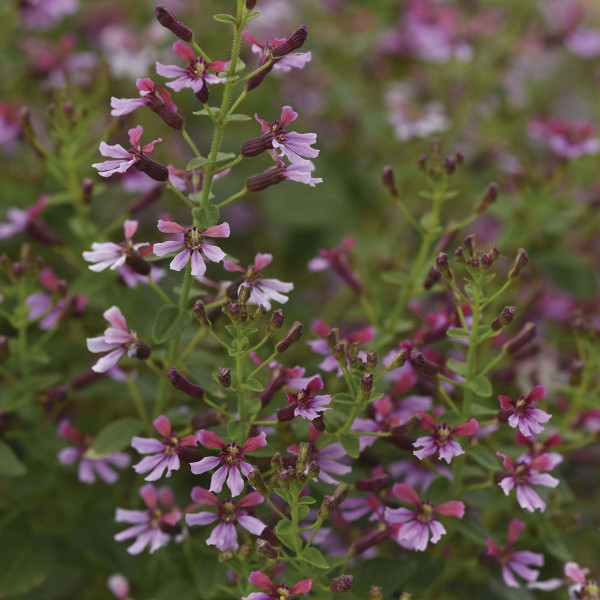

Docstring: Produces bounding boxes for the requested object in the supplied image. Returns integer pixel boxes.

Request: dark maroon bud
[332,341,346,363]
[191,410,221,429]
[325,328,339,352]
[156,104,184,130]
[491,245,501,260]
[241,131,275,157]
[504,322,536,355]
[217,367,231,388]
[480,252,493,271]
[467,258,480,268]
[435,252,453,280]
[312,414,325,432]
[493,471,510,486]
[271,25,308,58]
[475,182,499,213]
[330,575,354,594]
[409,350,439,376]
[366,350,378,371]
[245,58,275,92]
[317,494,336,519]
[444,155,456,174]
[277,467,296,488]
[35,256,46,269]
[369,586,384,600]
[464,234,475,257]
[509,248,528,279]
[25,219,63,246]
[246,0,257,9]
[260,526,280,547]
[391,412,422,436]
[277,404,296,422]
[155,5,194,41]
[193,299,211,326]
[497,409,511,423]
[160,522,182,536]
[361,372,373,399]
[454,246,465,263]
[248,465,269,496]
[12,262,29,278]
[276,321,303,353]
[491,306,516,331]
[56,279,68,295]
[135,154,169,182]
[382,165,397,196]
[350,529,388,556]
[129,184,163,214]
[168,367,204,398]
[246,166,286,192]
[423,265,441,289]
[176,445,203,463]
[195,84,209,104]
[44,385,68,403]
[125,250,151,275]
[268,308,284,331]
[271,452,283,471]
[82,178,94,205]
[417,154,427,170]
[355,474,390,492]
[257,538,278,559]
[254,305,267,319]
[307,459,320,479]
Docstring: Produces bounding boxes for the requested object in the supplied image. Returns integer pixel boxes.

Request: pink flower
[107,574,130,600]
[282,375,331,421]
[308,237,362,294]
[93,125,167,181]
[156,41,227,101]
[114,484,181,555]
[153,220,230,277]
[86,306,149,373]
[528,117,600,159]
[385,483,465,551]
[243,572,313,600]
[57,420,130,484]
[245,161,322,191]
[515,431,562,466]
[110,78,182,129]
[185,487,266,551]
[496,452,560,512]
[20,0,77,30]
[242,30,312,73]
[223,253,293,310]
[0,194,61,245]
[412,414,479,463]
[498,385,551,437]
[486,519,544,588]
[190,430,267,497]
[131,415,199,481]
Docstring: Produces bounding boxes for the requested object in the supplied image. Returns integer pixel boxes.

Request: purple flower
[496,452,560,513]
[57,420,129,484]
[486,519,544,588]
[86,306,149,373]
[528,117,600,159]
[20,0,78,30]
[107,574,130,600]
[282,376,331,421]
[0,195,61,245]
[190,430,267,497]
[385,483,465,552]
[498,385,551,437]
[93,125,167,181]
[131,415,199,481]
[223,253,293,311]
[156,41,227,100]
[308,237,362,294]
[413,414,479,463]
[153,220,230,277]
[114,484,181,555]
[242,30,312,73]
[243,572,313,600]
[565,27,600,58]
[185,487,266,551]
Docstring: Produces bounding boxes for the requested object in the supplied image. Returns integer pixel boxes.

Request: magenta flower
[156,41,227,101]
[93,125,167,181]
[223,253,293,310]
[308,237,362,294]
[131,415,199,481]
[190,430,267,497]
[57,420,130,484]
[114,484,181,555]
[20,0,77,30]
[242,30,312,73]
[385,483,465,551]
[282,376,331,421]
[528,117,600,159]
[107,574,130,600]
[243,572,313,600]
[496,452,560,512]
[486,519,544,588]
[185,487,266,551]
[498,385,551,437]
[0,194,61,245]
[86,306,149,373]
[110,78,182,129]
[153,220,230,277]
[413,414,479,463]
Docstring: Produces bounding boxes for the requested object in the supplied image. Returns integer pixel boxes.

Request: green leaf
[442,190,459,200]
[275,519,296,536]
[192,106,220,117]
[333,392,355,405]
[381,271,409,285]
[225,113,251,121]
[240,378,264,392]
[192,205,220,229]
[339,433,360,458]
[227,420,248,443]
[153,305,193,344]
[90,418,143,457]
[300,547,329,569]
[446,358,467,375]
[468,444,499,471]
[446,327,470,338]
[187,156,210,170]
[298,496,316,504]
[244,10,261,23]
[216,152,236,162]
[298,505,310,521]
[0,440,26,476]
[213,13,237,24]
[464,282,478,298]
[467,374,493,398]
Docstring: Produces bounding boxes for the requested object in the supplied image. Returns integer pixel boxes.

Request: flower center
[220,443,243,466]
[296,389,313,409]
[434,423,452,447]
[582,582,600,600]
[149,509,163,529]
[188,58,207,79]
[164,435,179,456]
[416,501,434,524]
[513,463,530,484]
[246,267,262,286]
[184,227,204,251]
[219,500,238,523]
[273,585,291,600]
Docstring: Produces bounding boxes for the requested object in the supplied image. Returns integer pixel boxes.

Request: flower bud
[366,350,378,371]
[191,410,221,429]
[307,460,320,480]
[509,248,528,279]
[135,154,169,182]
[25,219,63,246]
[417,154,427,171]
[369,587,384,600]
[388,349,406,369]
[276,321,303,353]
[350,529,388,556]
[131,341,151,360]
[245,59,274,92]
[268,308,285,331]
[195,86,209,104]
[464,234,475,257]
[81,178,94,205]
[193,299,211,326]
[155,104,184,130]
[296,442,311,474]
[475,182,499,213]
[503,322,536,355]
[217,367,231,388]
[317,495,336,519]
[355,474,389,492]
[125,250,151,275]
[254,304,267,319]
[444,155,456,174]
[330,575,354,594]
[435,252,453,280]
[332,341,346,362]
[271,452,283,471]
[480,252,493,271]
[423,265,441,289]
[312,415,325,433]
[241,132,275,157]
[155,5,194,41]
[256,538,278,559]
[277,467,296,488]
[409,350,439,376]
[246,0,257,9]
[271,25,308,58]
[237,284,252,305]
[260,527,280,547]
[454,246,465,263]
[491,306,516,331]
[245,166,285,192]
[277,405,296,422]
[248,465,269,497]
[168,368,204,398]
[361,372,373,399]
[382,165,397,196]
[325,328,339,352]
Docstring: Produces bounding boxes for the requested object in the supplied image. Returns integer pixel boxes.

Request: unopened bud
[417,154,427,171]
[248,465,269,497]
[191,410,221,429]
[382,165,397,196]
[195,86,209,104]
[307,460,320,480]
[423,265,441,289]
[277,405,296,422]
[278,467,296,488]
[271,25,308,58]
[245,0,257,9]
[330,575,354,594]
[155,6,193,41]
[156,104,184,130]
[503,322,536,355]
[409,350,439,376]
[366,350,378,371]
[475,182,499,213]
[260,527,280,547]
[355,474,389,492]
[312,415,325,433]
[271,452,283,471]
[238,284,252,305]
[135,154,169,182]
[245,59,274,92]
[388,349,406,369]
[326,328,339,352]
[491,245,501,260]
[480,252,493,271]
[241,132,275,157]
[168,368,204,398]
[444,155,456,174]
[509,248,528,279]
[296,442,311,474]
[361,372,373,399]
[268,308,285,331]
[254,305,267,319]
[491,306,516,331]
[332,341,346,362]
[317,495,336,519]
[276,321,303,353]
[369,586,384,600]
[125,250,151,275]
[454,246,465,263]
[25,220,63,246]
[245,166,285,192]
[131,341,150,360]
[217,367,231,388]
[256,538,278,559]
[350,530,388,557]
[193,299,211,326]
[435,252,453,280]
[464,234,475,257]
[81,178,94,205]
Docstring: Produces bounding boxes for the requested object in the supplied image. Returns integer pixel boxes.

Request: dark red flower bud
[444,155,456,174]
[509,248,528,279]
[276,321,303,353]
[245,166,286,192]
[241,131,275,157]
[361,372,373,399]
[350,529,388,556]
[168,368,204,398]
[382,165,397,196]
[25,219,63,246]
[491,306,516,331]
[248,465,269,496]
[475,182,499,213]
[125,250,151,275]
[277,404,296,422]
[155,6,194,41]
[454,246,465,263]
[464,234,476,257]
[503,322,536,355]
[176,446,203,463]
[435,252,453,280]
[307,460,320,479]
[132,341,151,360]
[271,452,283,471]
[245,58,274,92]
[193,299,211,326]
[423,265,441,289]
[155,104,184,130]
[195,86,209,105]
[217,367,231,388]
[246,0,257,9]
[312,414,325,432]
[256,538,278,559]
[271,25,308,58]
[260,526,280,547]
[330,575,354,593]
[366,350,378,371]
[355,474,390,492]
[409,350,439,376]
[135,154,169,182]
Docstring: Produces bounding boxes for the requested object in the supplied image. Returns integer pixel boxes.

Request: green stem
[246,350,277,380]
[436,382,461,415]
[226,89,248,116]
[217,187,248,209]
[126,375,151,433]
[181,126,202,157]
[266,497,290,521]
[148,274,174,304]
[303,518,324,551]
[234,60,273,86]
[216,154,243,172]
[167,180,194,208]
[463,282,481,419]
[479,348,507,377]
[179,327,207,362]
[481,280,513,309]
[191,39,211,63]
